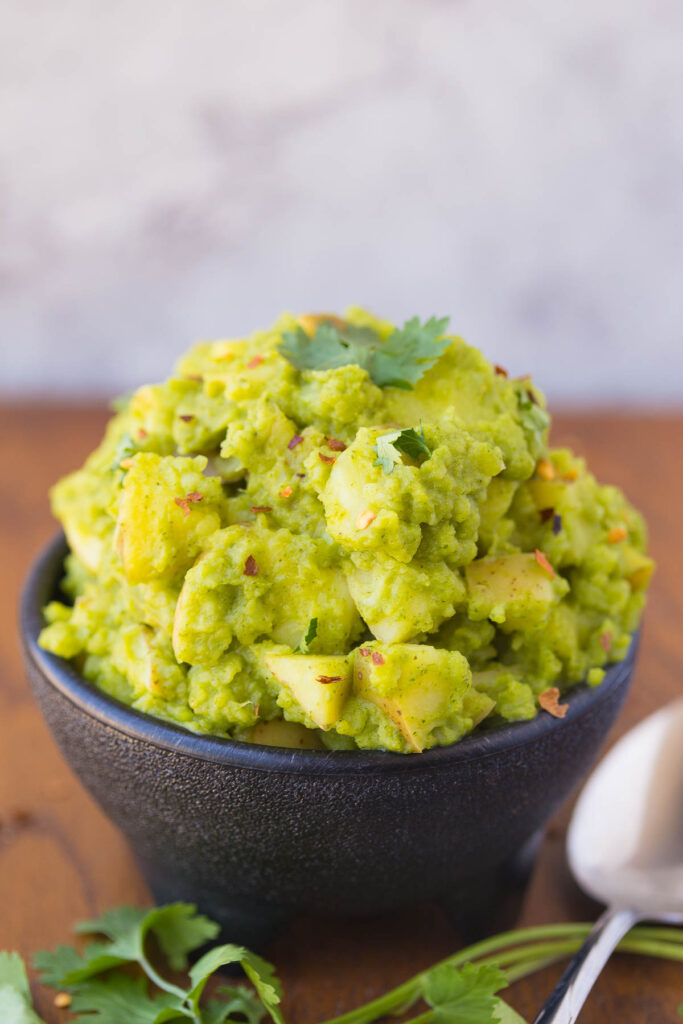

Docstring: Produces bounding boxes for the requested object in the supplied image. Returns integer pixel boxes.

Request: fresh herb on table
[278,317,451,390]
[2,904,682,1023]
[374,426,432,474]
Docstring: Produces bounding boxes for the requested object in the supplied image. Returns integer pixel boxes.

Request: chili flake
[280,485,293,498]
[538,688,568,719]
[356,510,376,531]
[494,365,508,378]
[539,507,554,523]
[288,434,303,450]
[246,354,264,369]
[137,428,148,439]
[327,437,347,451]
[243,555,259,576]
[553,513,563,535]
[251,506,272,514]
[174,491,203,517]
[371,651,385,666]
[359,647,371,657]
[534,549,555,579]
[607,526,627,544]
[600,631,612,652]
[319,452,336,465]
[563,467,579,481]
[316,675,342,684]
[536,458,555,481]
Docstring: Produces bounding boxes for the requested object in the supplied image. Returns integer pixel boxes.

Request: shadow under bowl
[20,533,638,947]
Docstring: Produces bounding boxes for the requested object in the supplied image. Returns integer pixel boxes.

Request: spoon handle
[532,906,640,1024]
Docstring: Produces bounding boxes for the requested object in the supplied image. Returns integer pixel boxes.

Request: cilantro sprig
[279,317,451,390]
[33,904,280,1024]
[1,906,682,1024]
[374,427,431,474]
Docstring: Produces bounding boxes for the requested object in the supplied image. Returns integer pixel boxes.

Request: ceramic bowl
[20,533,638,947]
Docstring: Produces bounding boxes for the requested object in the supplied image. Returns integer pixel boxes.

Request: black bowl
[21,534,638,946]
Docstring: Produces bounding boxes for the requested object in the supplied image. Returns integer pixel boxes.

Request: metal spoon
[533,698,683,1024]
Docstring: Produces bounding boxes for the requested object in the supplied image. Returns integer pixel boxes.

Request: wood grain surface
[1,404,681,1022]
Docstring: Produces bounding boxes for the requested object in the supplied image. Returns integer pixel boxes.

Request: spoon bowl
[568,698,683,915]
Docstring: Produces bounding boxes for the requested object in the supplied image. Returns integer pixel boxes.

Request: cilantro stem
[320,924,683,1024]
[138,951,201,1024]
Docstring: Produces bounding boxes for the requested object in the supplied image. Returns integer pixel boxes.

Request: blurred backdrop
[2,0,682,403]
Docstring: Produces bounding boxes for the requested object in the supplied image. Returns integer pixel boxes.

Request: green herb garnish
[110,432,139,472]
[294,617,318,654]
[279,317,451,390]
[1,905,680,1024]
[374,427,431,474]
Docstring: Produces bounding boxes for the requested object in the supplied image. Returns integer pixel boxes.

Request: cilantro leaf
[111,432,139,471]
[422,962,508,1024]
[240,951,284,1024]
[188,946,283,1024]
[33,945,94,986]
[0,983,46,1024]
[294,617,318,654]
[374,427,431,474]
[207,986,266,1024]
[67,974,186,1024]
[0,953,31,998]
[0,952,45,1024]
[493,999,528,1023]
[140,904,220,971]
[279,316,450,391]
[76,903,219,973]
[370,316,450,389]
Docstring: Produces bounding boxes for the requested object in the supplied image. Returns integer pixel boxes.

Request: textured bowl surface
[21,533,638,945]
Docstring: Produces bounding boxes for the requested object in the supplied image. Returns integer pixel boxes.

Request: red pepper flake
[316,675,342,684]
[600,631,612,652]
[326,437,347,452]
[371,651,385,666]
[137,428,148,439]
[251,506,272,514]
[246,354,264,369]
[563,467,579,482]
[174,491,203,517]
[288,434,303,450]
[538,688,568,719]
[318,452,337,465]
[553,513,563,535]
[539,507,554,523]
[534,549,555,579]
[356,510,376,531]
[607,526,627,544]
[359,647,371,657]
[179,414,195,423]
[243,555,259,576]
[494,365,508,378]
[536,458,555,481]
[280,485,293,498]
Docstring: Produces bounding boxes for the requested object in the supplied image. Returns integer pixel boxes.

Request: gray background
[2,0,682,403]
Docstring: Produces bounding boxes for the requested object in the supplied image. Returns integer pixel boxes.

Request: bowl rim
[20,532,637,777]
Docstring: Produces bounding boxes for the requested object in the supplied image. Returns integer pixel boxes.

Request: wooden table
[1,405,681,1022]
